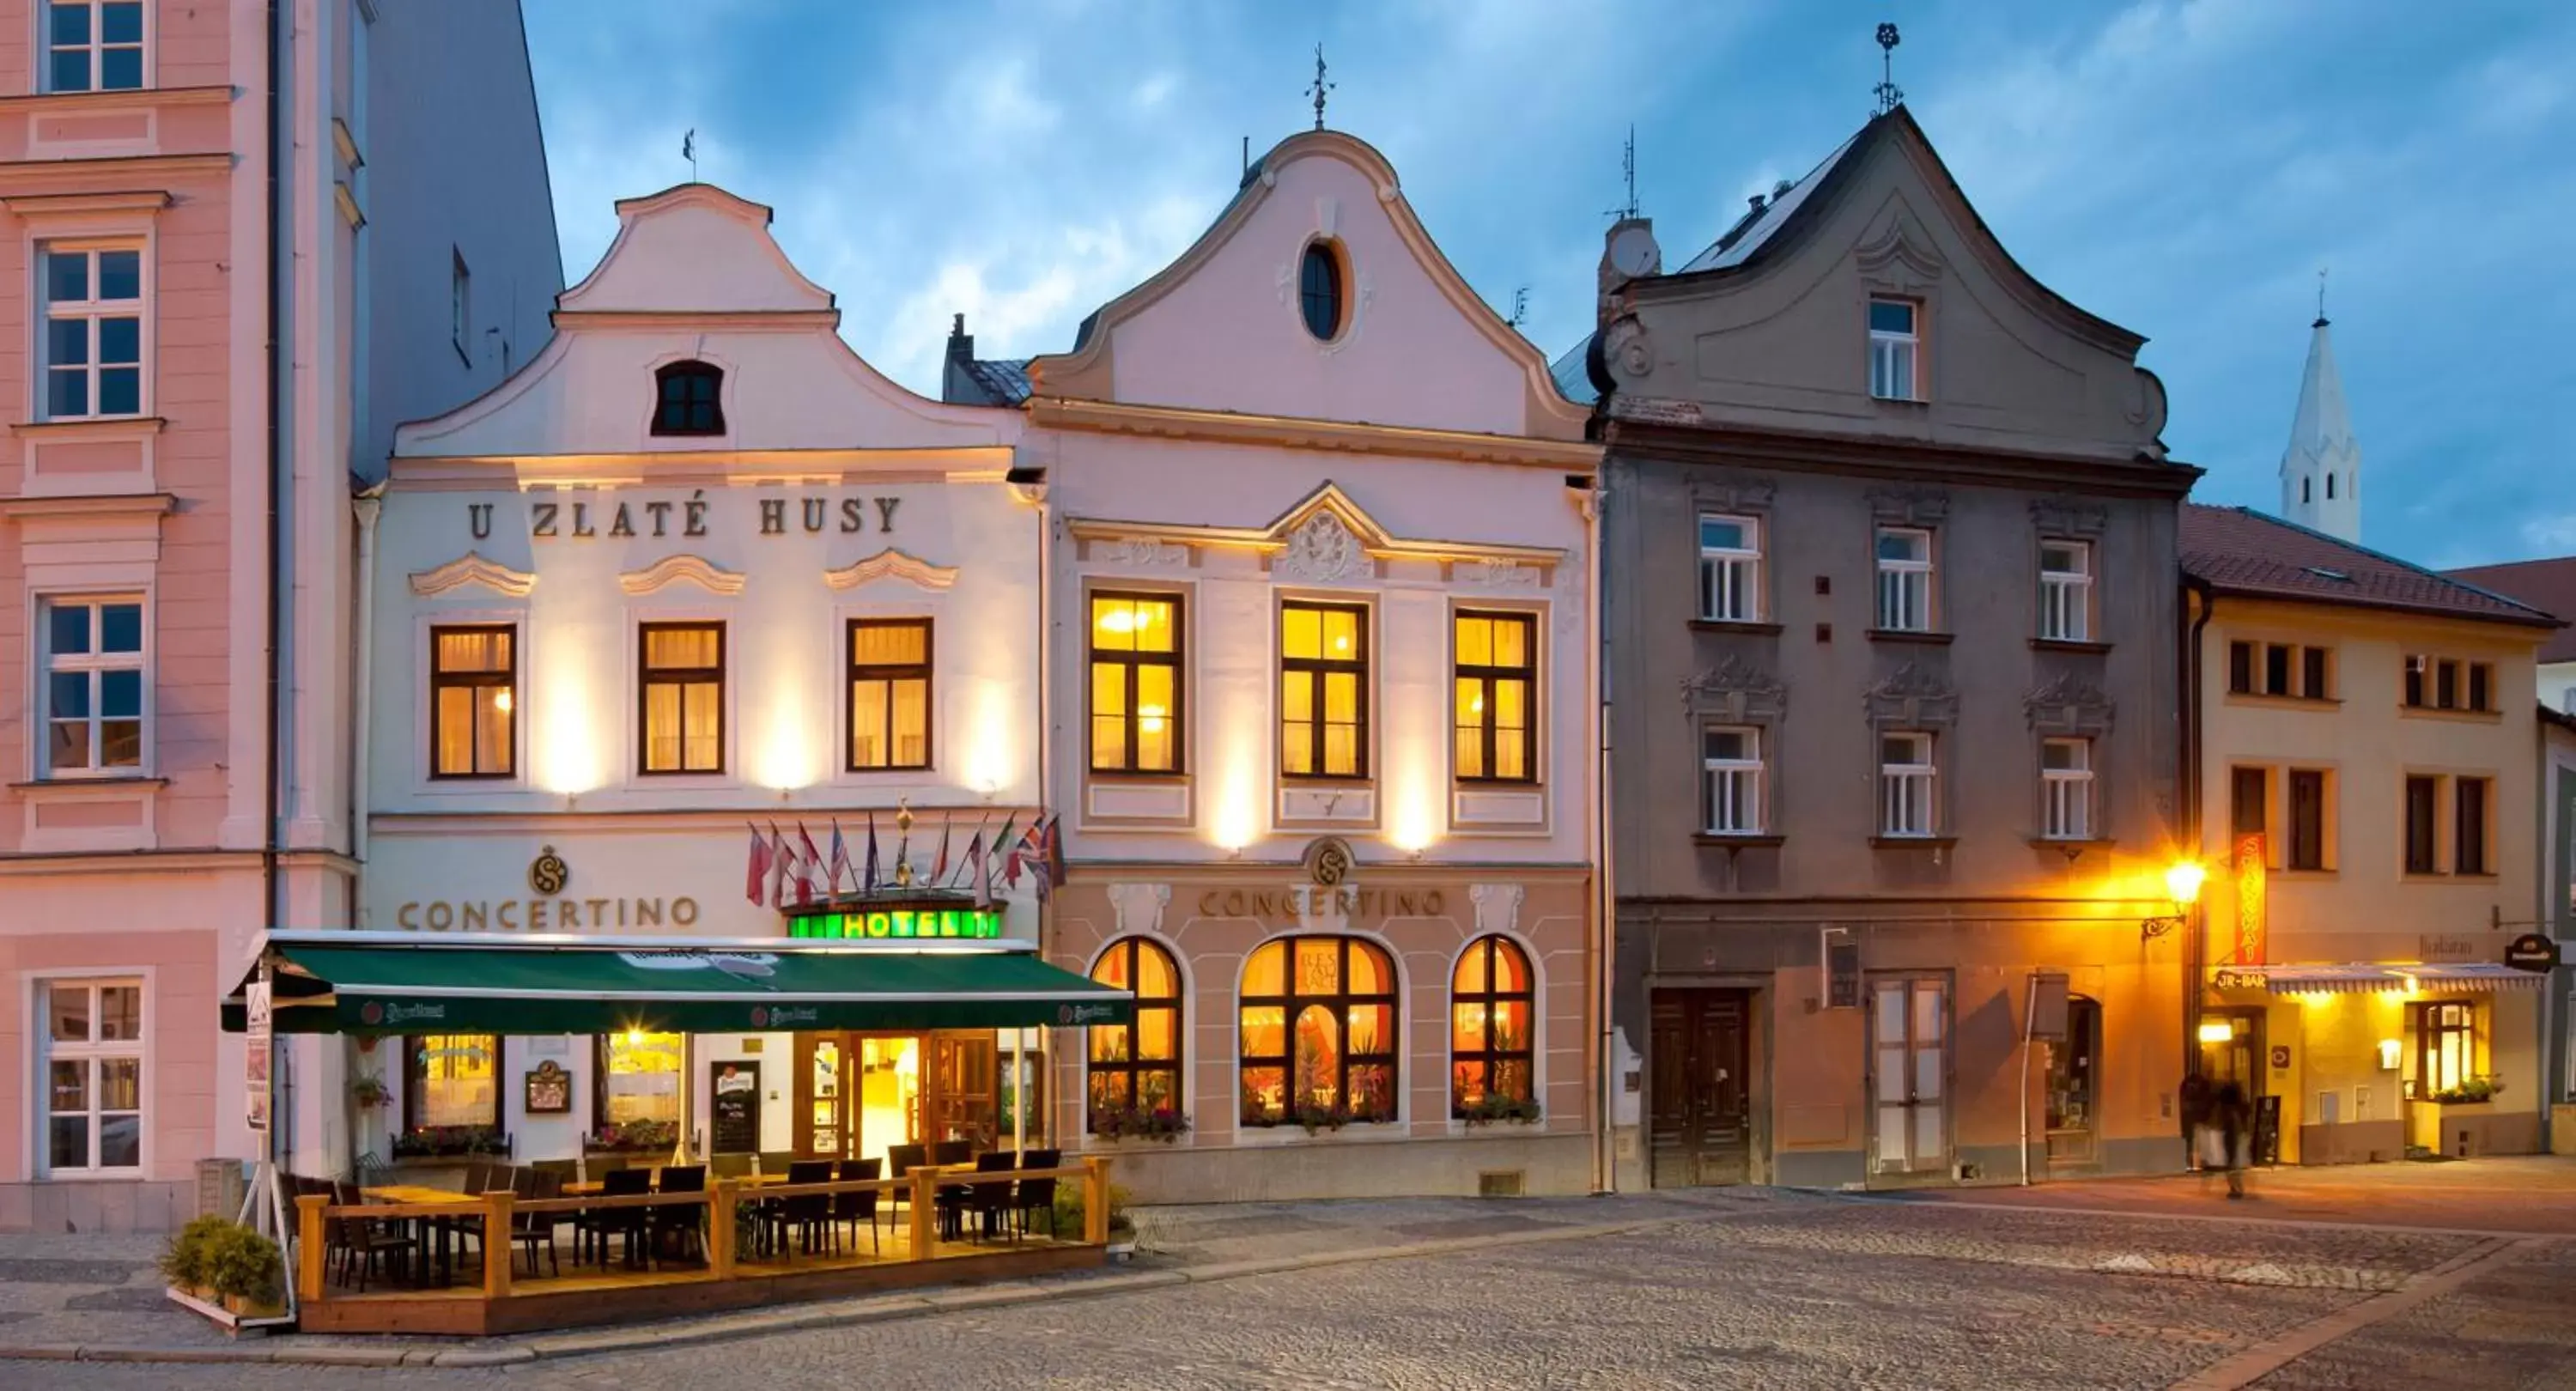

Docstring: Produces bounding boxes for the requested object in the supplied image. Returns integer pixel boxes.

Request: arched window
[1451,935,1535,1118]
[1087,938,1182,1131]
[1298,242,1344,341]
[652,360,725,436]
[2325,473,2336,501]
[1239,936,1396,1126]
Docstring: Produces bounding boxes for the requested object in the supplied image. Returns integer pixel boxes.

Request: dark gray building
[1584,107,2200,1189]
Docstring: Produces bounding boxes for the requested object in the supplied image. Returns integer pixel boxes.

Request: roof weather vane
[1307,45,1334,131]
[1606,124,1639,222]
[2316,266,2330,326]
[682,128,697,182]
[1873,23,1904,116]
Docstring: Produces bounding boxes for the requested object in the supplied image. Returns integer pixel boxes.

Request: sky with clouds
[521,0,2575,567]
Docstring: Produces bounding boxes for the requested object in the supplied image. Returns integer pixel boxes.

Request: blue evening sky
[522,1,2576,568]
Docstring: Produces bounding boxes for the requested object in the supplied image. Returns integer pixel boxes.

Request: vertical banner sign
[2233,831,2268,967]
[244,981,272,1134]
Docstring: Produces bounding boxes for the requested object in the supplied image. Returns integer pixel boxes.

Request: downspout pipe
[260,0,283,939]
[2181,573,2216,1096]
[350,487,383,878]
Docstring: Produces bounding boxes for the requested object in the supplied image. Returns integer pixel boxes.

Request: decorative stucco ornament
[1099,538,1192,568]
[1275,511,1365,583]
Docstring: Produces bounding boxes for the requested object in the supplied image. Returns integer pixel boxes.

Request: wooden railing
[295,1157,1113,1305]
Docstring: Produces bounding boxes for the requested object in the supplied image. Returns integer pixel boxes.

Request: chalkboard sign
[709,1060,762,1156]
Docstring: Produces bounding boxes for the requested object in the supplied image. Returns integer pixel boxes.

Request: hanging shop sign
[244,981,271,1135]
[2506,933,2562,974]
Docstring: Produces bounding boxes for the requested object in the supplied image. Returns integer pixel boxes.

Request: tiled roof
[2179,505,2558,629]
[2442,556,2576,661]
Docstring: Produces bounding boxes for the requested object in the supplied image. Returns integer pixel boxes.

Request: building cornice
[0,190,172,216]
[388,445,1018,489]
[548,309,843,332]
[0,85,234,116]
[0,490,175,520]
[1067,478,1568,569]
[2187,583,2561,635]
[0,153,232,188]
[1603,416,2199,500]
[1027,396,1600,471]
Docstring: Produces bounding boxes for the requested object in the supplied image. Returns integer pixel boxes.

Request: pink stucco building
[0,0,557,1230]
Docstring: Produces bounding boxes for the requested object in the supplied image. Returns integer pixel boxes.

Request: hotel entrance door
[795,1031,1003,1167]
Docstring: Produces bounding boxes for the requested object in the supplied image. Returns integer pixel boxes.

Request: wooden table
[359,1186,483,1286]
[564,1171,786,1197]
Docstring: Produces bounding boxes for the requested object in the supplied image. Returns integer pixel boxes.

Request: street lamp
[2142,860,2205,942]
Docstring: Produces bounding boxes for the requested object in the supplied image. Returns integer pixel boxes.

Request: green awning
[223,937,1131,1036]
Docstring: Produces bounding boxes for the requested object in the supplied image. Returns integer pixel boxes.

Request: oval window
[1299,242,1343,341]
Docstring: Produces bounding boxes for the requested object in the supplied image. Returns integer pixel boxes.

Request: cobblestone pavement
[10,1194,2575,1388]
[1893,1156,2576,1235]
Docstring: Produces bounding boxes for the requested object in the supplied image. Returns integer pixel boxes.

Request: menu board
[709,1060,762,1155]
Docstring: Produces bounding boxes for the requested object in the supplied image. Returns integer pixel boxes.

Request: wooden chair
[1012,1149,1062,1241]
[929,1140,973,1239]
[653,1164,708,1266]
[764,1160,836,1259]
[513,1169,563,1279]
[884,1144,927,1236]
[960,1151,1017,1242]
[325,1180,416,1293]
[578,1167,653,1268]
[834,1157,882,1255]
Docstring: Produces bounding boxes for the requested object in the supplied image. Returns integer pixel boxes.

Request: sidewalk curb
[0,1212,1716,1369]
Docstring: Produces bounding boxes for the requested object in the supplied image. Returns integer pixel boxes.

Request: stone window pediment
[1864,660,1957,727]
[2025,672,2115,736]
[1683,653,1788,724]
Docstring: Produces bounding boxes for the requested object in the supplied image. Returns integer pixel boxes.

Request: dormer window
[653,361,725,436]
[1868,298,1920,401]
[1299,241,1345,341]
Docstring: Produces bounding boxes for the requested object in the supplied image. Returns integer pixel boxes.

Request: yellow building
[2183,505,2559,1164]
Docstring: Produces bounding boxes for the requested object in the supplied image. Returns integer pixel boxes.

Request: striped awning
[2210,963,2549,995]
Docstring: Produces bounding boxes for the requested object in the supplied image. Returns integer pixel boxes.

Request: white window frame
[1879,731,1936,837]
[1697,514,1762,623]
[2038,539,2092,642]
[2040,737,2093,841]
[1702,726,1764,835]
[1868,297,1919,402]
[1874,526,1933,632]
[37,240,147,422]
[35,593,148,780]
[33,975,147,1178]
[39,1,148,94]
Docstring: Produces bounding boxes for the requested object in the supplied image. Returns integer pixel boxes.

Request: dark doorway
[1649,988,1753,1186]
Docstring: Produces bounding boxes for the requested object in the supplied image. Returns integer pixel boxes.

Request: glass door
[856,1036,921,1171]
[805,1036,845,1159]
[1871,976,1949,1175]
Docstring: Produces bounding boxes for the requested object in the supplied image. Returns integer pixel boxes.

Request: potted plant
[1460,1094,1544,1127]
[586,1119,680,1154]
[392,1124,508,1159]
[349,1072,391,1110]
[1294,1102,1351,1136]
[160,1214,232,1303]
[205,1223,285,1319]
[1089,1104,1191,1144]
[2411,1076,2510,1156]
[1050,1182,1139,1255]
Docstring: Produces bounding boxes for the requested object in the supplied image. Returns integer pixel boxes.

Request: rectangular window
[1868,297,1919,401]
[2039,737,2093,840]
[2404,774,2441,875]
[848,619,931,771]
[1698,515,1761,623]
[1702,726,1762,835]
[2301,647,2330,700]
[2287,769,2326,872]
[1878,732,1935,837]
[2230,767,2269,839]
[2263,643,2292,697]
[39,244,143,420]
[2228,641,2254,695]
[2469,663,2493,713]
[2456,775,2490,875]
[1874,526,1932,632]
[2405,655,2427,708]
[39,596,144,777]
[2436,659,2459,711]
[598,1032,683,1127]
[428,625,513,779]
[1453,611,1535,782]
[450,248,471,364]
[45,2,144,93]
[2413,1002,2478,1096]
[38,979,143,1175]
[638,622,723,774]
[2037,540,2090,642]
[1281,600,1368,779]
[1088,593,1182,774]
[405,1034,499,1130]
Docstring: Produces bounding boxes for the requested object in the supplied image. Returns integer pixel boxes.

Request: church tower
[2280,303,2360,542]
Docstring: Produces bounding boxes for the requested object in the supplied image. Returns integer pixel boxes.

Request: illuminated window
[405,1034,498,1130]
[1281,601,1367,779]
[429,625,514,779]
[2410,1001,2481,1096]
[38,979,142,1175]
[848,619,931,771]
[598,1031,683,1127]
[1453,611,1535,782]
[639,622,723,774]
[1087,938,1182,1130]
[652,361,725,435]
[39,244,143,420]
[2038,540,2090,642]
[45,3,143,93]
[1239,936,1397,1126]
[1300,241,1344,340]
[1698,515,1761,622]
[1874,526,1932,632]
[39,596,144,777]
[1868,297,1919,401]
[1450,936,1534,1117]
[1088,593,1182,774]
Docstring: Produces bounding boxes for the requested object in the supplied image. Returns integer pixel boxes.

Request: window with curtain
[1088,593,1182,774]
[848,619,931,770]
[1450,936,1534,1117]
[1453,610,1534,782]
[405,1034,499,1130]
[1281,601,1368,779]
[639,622,723,774]
[1239,936,1397,1126]
[429,625,514,778]
[1087,938,1182,1129]
[597,1031,683,1126]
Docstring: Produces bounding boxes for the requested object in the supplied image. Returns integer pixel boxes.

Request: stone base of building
[0,1179,200,1234]
[1089,1131,1594,1204]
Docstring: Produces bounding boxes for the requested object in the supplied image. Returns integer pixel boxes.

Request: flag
[827,820,852,900]
[986,813,1018,892]
[1005,817,1042,889]
[797,823,824,908]
[930,820,951,887]
[744,823,772,906]
[767,823,791,908]
[682,129,696,163]
[950,814,991,887]
[863,812,880,892]
[967,829,990,909]
[1036,811,1064,895]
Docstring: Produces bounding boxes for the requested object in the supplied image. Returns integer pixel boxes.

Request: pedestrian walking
[2212,1079,2251,1200]
[2179,1072,2211,1174]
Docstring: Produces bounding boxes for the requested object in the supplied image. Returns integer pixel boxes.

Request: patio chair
[959,1151,1018,1243]
[1012,1149,1061,1241]
[762,1160,836,1259]
[653,1164,708,1266]
[930,1140,974,1239]
[577,1167,653,1268]
[325,1180,416,1293]
[884,1144,927,1237]
[513,1169,563,1279]
[834,1157,882,1255]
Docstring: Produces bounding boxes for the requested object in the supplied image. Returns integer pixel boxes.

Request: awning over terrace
[2209,963,2548,995]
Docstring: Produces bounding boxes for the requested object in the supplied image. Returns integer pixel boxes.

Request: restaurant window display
[1087,938,1183,1133]
[1240,936,1398,1126]
[595,1030,683,1151]
[404,1033,500,1134]
[1449,935,1535,1119]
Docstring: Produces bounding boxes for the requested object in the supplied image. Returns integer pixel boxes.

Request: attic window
[1300,241,1345,342]
[2303,567,2351,583]
[653,361,725,436]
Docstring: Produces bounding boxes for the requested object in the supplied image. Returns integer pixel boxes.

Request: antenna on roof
[1242,136,1249,176]
[1605,125,1638,222]
[2315,266,2330,327]
[1306,45,1334,131]
[1872,23,1904,116]
[1506,287,1529,330]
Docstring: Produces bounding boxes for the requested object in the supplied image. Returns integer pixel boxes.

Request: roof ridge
[2181,503,2561,625]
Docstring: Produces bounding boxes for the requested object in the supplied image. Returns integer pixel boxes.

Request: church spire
[2279,299,2360,543]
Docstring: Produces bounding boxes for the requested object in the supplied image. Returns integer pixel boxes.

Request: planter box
[2409,1102,2541,1157]
[166,1285,295,1333]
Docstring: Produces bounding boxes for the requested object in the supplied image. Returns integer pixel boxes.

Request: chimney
[945,313,974,364]
[1748,192,1767,214]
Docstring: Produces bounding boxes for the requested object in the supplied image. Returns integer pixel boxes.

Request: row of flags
[744,812,1062,910]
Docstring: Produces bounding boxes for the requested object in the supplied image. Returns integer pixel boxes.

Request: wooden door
[928,1033,999,1148]
[793,1033,848,1160]
[1648,990,1752,1187]
[1869,975,1949,1177]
